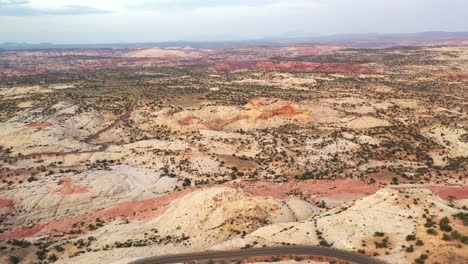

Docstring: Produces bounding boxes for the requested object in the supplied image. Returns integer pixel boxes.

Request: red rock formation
[416,185,468,201]
[47,177,88,195]
[26,122,53,128]
[259,104,302,119]
[256,61,382,74]
[0,198,14,208]
[240,180,467,203]
[255,61,279,71]
[0,188,195,239]
[94,188,193,222]
[241,179,380,201]
[214,63,233,73]
[250,97,305,119]
[177,98,307,130]
[0,224,45,239]
[447,72,468,79]
[214,61,261,73]
[178,116,200,125]
[250,97,284,108]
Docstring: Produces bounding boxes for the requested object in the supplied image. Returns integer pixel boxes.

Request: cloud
[42,5,112,15]
[128,0,284,11]
[0,0,111,16]
[0,0,466,43]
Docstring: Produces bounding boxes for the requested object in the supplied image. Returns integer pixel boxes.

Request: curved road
[129,246,387,264]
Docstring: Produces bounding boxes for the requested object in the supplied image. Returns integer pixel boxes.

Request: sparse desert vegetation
[0,42,466,264]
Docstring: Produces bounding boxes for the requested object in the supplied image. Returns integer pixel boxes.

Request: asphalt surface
[129,246,387,264]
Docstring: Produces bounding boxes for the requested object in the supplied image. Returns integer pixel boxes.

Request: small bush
[439,218,453,232]
[54,245,65,252]
[440,216,449,223]
[48,254,58,262]
[452,212,468,226]
[375,237,389,248]
[9,239,32,248]
[451,230,462,240]
[182,178,191,187]
[415,259,424,264]
[462,236,468,244]
[374,232,385,237]
[319,239,331,247]
[406,245,414,252]
[8,256,20,264]
[439,223,453,232]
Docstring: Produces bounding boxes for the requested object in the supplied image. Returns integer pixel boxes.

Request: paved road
[129,246,387,264]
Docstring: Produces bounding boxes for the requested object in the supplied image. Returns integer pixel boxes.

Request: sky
[0,0,467,43]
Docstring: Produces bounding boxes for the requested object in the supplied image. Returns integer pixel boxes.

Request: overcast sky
[0,0,467,43]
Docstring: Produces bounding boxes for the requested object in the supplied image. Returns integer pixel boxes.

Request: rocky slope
[215,188,468,264]
[1,184,465,264]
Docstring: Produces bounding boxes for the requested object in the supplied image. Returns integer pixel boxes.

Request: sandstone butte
[176,97,308,130]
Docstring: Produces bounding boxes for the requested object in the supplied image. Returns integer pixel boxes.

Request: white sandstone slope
[54,187,316,264]
[0,165,179,226]
[153,187,296,245]
[8,186,466,264]
[215,188,466,264]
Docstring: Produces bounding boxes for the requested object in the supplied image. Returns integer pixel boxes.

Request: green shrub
[182,178,191,187]
[439,222,453,232]
[439,217,452,232]
[451,230,462,240]
[319,239,331,247]
[8,256,19,264]
[374,232,385,237]
[415,259,424,264]
[9,239,31,248]
[453,212,468,226]
[375,237,389,248]
[406,245,414,252]
[462,236,468,244]
[48,254,58,262]
[440,216,450,224]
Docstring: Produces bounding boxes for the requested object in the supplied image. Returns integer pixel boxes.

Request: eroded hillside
[0,44,467,264]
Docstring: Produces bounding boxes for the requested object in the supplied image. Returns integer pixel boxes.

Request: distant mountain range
[290,31,468,48]
[1,31,467,50]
